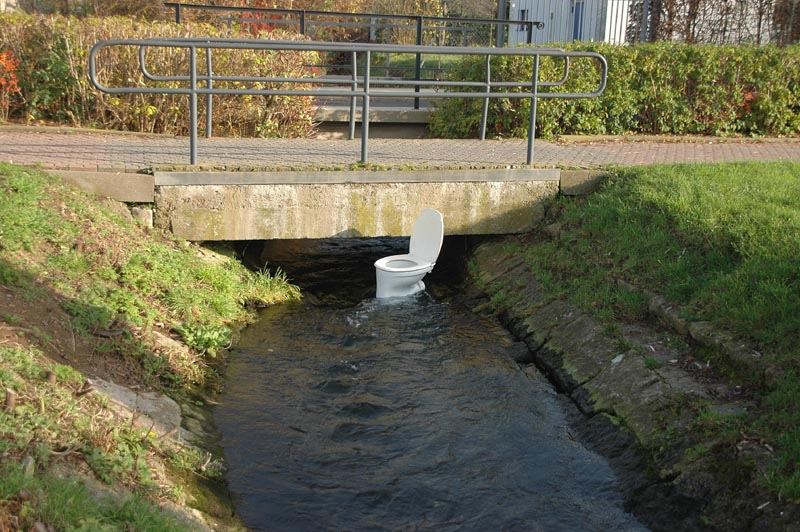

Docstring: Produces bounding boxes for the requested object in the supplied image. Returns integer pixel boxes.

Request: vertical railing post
[360,50,370,163]
[527,21,534,44]
[189,46,198,165]
[205,47,213,138]
[640,0,650,42]
[414,16,423,110]
[526,54,539,165]
[480,54,491,140]
[349,51,357,140]
[175,3,182,24]
[496,0,506,46]
[300,10,307,35]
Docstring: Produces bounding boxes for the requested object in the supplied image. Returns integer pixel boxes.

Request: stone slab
[53,170,155,202]
[93,378,189,440]
[155,180,559,240]
[154,168,560,186]
[314,105,433,123]
[560,169,606,195]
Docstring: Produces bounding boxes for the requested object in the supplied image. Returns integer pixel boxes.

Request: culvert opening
[237,235,474,306]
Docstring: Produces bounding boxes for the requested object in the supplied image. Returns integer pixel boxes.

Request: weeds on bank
[0,461,189,532]
[0,163,277,525]
[0,345,199,530]
[0,163,299,388]
[520,161,800,498]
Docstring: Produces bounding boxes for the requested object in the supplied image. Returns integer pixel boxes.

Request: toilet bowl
[375,208,444,299]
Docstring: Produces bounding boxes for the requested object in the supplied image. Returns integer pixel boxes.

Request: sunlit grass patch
[0,461,189,531]
[519,161,800,498]
[0,163,300,388]
[0,343,220,527]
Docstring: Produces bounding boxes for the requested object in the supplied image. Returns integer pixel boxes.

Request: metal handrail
[164,2,545,38]
[165,2,546,110]
[89,39,607,165]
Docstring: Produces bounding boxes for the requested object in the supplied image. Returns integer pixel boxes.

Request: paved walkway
[2,129,800,171]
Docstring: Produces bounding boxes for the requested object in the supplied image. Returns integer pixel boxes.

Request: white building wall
[575,0,604,41]
[509,0,571,44]
[508,0,631,45]
[603,0,630,43]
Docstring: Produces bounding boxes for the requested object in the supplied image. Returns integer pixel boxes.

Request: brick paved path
[2,129,800,171]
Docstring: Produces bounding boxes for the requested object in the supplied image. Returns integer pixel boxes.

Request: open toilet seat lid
[409,208,444,264]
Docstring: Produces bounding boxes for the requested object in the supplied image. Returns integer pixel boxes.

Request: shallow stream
[215,238,646,531]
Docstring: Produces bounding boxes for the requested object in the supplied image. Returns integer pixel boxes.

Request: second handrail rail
[90,39,607,165]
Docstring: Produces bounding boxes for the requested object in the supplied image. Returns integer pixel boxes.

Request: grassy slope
[517,162,800,498]
[0,163,299,529]
[0,162,299,388]
[0,344,193,531]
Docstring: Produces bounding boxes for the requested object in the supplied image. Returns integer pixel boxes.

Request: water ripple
[215,297,647,531]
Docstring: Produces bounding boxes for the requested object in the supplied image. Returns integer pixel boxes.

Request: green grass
[0,163,266,526]
[0,163,300,387]
[518,161,800,498]
[362,52,462,79]
[0,461,189,531]
[1,345,144,483]
[644,356,663,370]
[0,334,226,528]
[527,162,800,365]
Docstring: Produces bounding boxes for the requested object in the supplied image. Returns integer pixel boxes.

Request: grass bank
[0,163,299,528]
[510,161,799,499]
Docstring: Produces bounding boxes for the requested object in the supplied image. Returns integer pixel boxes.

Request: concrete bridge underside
[152,168,585,241]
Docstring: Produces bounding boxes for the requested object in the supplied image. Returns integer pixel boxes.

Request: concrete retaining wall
[54,167,608,240]
[155,179,559,240]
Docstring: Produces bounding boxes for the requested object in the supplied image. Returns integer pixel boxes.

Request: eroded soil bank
[466,237,799,531]
[0,164,298,530]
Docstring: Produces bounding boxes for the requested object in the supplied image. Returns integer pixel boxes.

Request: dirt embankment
[0,164,298,530]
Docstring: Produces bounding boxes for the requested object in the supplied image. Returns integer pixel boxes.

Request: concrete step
[314,105,433,124]
[314,105,433,139]
[51,170,154,203]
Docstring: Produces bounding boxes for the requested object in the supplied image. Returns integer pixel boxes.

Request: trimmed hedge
[429,43,800,139]
[0,13,318,138]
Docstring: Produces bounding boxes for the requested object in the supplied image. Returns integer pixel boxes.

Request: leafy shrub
[430,42,800,138]
[0,13,318,138]
[174,323,231,356]
[0,50,20,121]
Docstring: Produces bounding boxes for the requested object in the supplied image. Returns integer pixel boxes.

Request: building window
[572,1,584,40]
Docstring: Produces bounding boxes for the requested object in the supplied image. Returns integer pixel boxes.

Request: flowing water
[216,239,646,531]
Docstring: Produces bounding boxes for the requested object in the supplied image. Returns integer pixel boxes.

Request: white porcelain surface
[409,208,445,263]
[375,209,444,298]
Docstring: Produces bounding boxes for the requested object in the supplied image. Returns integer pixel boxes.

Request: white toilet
[374,208,444,299]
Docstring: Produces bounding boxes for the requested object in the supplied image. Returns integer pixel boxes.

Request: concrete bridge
[52,162,599,241]
[5,128,800,241]
[150,168,588,240]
